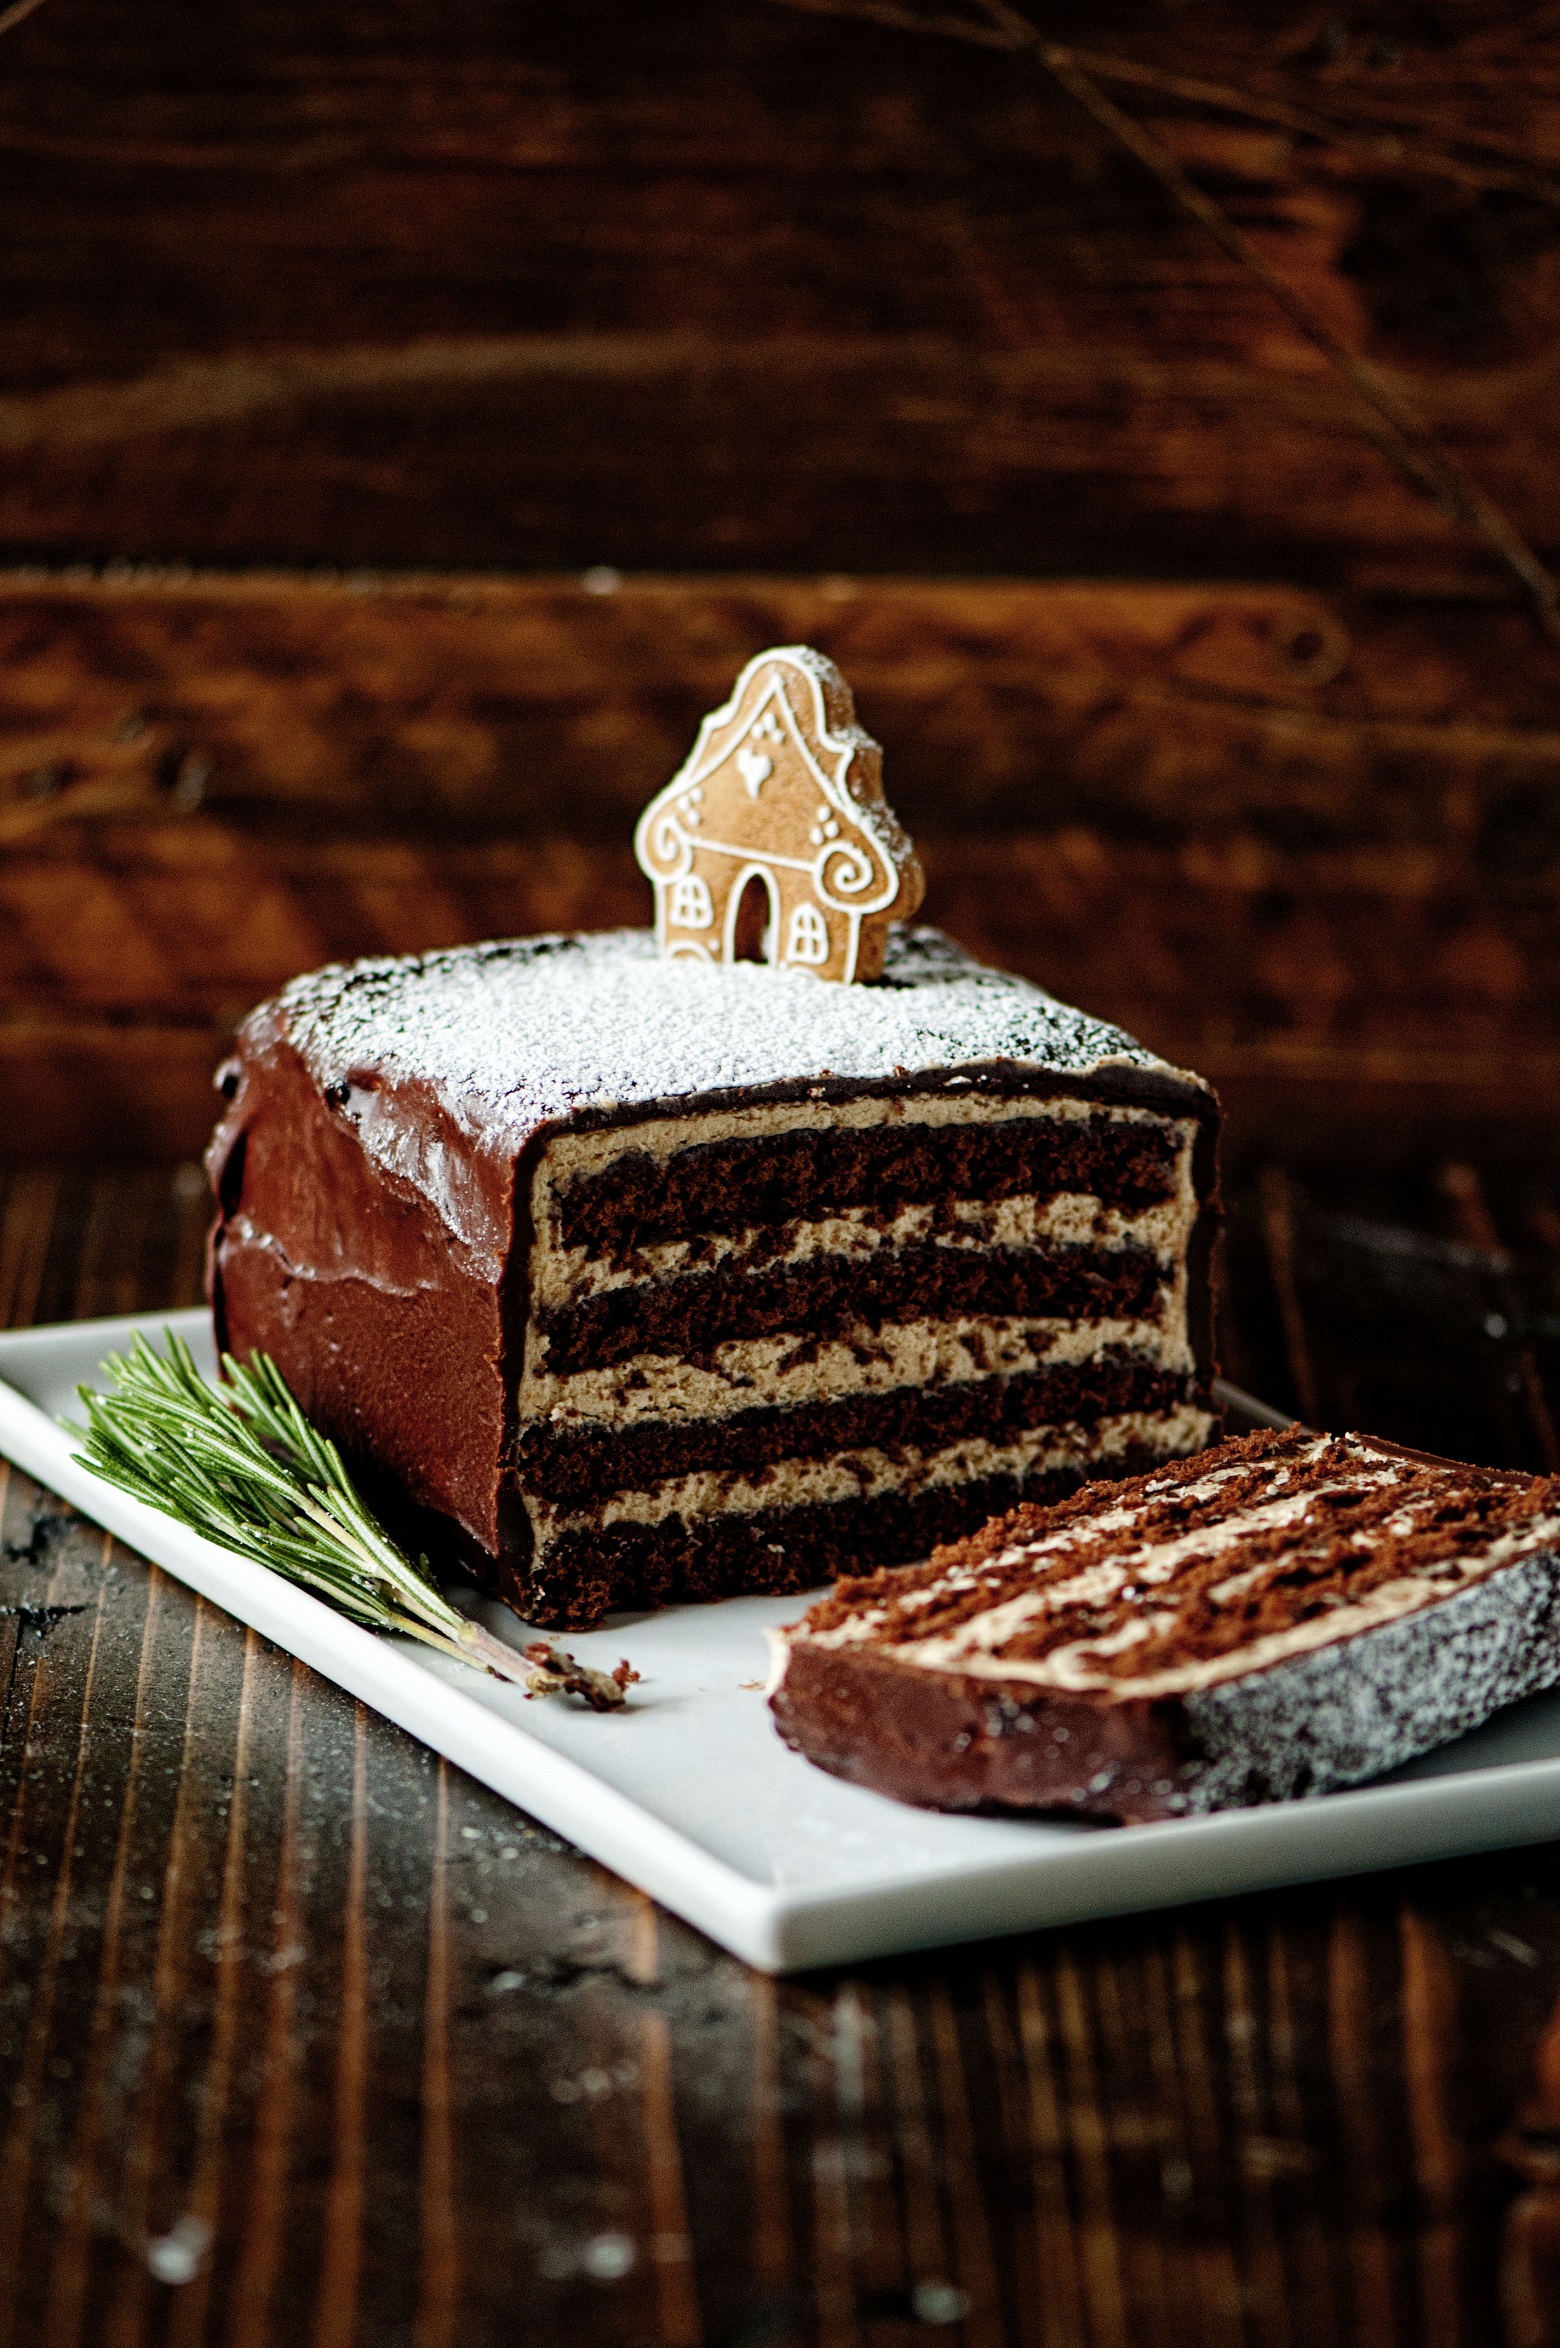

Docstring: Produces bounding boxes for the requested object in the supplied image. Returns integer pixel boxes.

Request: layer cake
[770,1428,1560,1817]
[207,925,1220,1626]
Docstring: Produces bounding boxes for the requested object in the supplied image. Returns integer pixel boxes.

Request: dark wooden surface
[4,1164,1560,2347]
[3,0,1560,591]
[6,568,1560,1165]
[6,0,1560,1168]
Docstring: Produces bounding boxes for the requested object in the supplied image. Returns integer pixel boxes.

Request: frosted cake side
[207,926,1221,1627]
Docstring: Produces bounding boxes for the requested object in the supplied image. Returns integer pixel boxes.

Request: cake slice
[769,1428,1560,1818]
[206,925,1219,1627]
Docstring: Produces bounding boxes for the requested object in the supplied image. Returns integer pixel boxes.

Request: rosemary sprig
[70,1330,636,1709]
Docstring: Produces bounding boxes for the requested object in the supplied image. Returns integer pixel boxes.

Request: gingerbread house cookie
[634,645,925,984]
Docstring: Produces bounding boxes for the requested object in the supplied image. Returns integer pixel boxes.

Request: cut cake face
[206,926,1220,1627]
[770,1428,1560,1819]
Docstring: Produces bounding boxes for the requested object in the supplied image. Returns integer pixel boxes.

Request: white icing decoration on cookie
[634,646,925,984]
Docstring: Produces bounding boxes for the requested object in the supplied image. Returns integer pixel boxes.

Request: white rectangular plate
[4,1310,1560,1972]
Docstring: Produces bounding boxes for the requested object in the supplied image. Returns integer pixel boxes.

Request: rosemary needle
[70,1330,635,1709]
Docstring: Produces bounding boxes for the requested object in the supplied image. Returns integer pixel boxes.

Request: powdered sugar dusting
[1179,1549,1560,1809]
[273,925,1195,1161]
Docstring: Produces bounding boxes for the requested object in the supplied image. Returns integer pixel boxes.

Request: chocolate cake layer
[525,1312,1196,1430]
[518,1353,1197,1504]
[207,925,1221,1625]
[537,1191,1189,1314]
[531,1451,1188,1624]
[770,1430,1560,1819]
[555,1115,1181,1259]
[533,1237,1166,1378]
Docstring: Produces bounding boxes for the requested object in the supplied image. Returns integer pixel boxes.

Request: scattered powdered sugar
[274,925,1196,1160]
[1177,1545,1560,1809]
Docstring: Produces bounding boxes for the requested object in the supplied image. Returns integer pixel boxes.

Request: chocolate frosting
[206,924,1219,1596]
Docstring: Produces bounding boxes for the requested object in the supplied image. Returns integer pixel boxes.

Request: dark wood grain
[5,569,1560,1164]
[2,1164,1560,2344]
[2,1,1560,592]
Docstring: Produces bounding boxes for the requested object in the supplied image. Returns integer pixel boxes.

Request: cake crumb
[521,1642,640,1711]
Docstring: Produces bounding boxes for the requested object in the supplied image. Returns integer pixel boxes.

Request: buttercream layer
[530,1238,1164,1379]
[526,1446,1202,1625]
[535,1188,1195,1309]
[517,1350,1201,1504]
[523,1310,1191,1427]
[529,1404,1215,1541]
[546,1099,1190,1260]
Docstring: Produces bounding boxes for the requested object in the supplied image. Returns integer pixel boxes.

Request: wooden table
[4,1160,1560,2348]
[5,0,1560,2332]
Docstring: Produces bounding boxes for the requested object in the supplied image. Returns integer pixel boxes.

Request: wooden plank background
[4,569,1560,1163]
[3,0,1560,1161]
[1,0,1558,588]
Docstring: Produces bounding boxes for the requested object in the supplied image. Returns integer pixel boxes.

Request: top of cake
[262,923,1208,1158]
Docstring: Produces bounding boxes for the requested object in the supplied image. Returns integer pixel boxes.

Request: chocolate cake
[206,925,1219,1627]
[769,1428,1560,1819]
